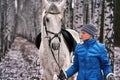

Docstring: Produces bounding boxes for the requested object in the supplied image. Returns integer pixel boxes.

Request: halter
[43,10,63,71]
[43,13,62,46]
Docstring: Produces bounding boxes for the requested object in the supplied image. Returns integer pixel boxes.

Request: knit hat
[81,24,97,37]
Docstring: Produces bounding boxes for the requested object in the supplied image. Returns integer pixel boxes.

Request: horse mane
[35,28,77,53]
[35,33,41,49]
[61,29,77,52]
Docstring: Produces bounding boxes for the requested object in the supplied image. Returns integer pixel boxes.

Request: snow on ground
[0,37,41,80]
[114,47,120,80]
[0,36,120,80]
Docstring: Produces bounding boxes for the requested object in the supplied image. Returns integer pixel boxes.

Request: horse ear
[42,0,50,9]
[58,0,66,12]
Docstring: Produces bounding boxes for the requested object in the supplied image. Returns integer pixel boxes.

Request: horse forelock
[46,3,60,14]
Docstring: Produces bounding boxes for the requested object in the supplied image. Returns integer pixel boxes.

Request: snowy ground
[0,37,41,80]
[114,47,120,80]
[0,36,120,80]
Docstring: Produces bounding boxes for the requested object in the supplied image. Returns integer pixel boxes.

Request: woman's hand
[58,69,67,80]
[107,73,115,80]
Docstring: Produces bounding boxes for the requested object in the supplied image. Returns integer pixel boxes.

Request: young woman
[58,24,115,80]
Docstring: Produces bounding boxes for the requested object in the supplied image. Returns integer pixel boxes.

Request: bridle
[43,11,69,80]
[43,11,63,70]
[43,12,62,45]
[41,1,69,79]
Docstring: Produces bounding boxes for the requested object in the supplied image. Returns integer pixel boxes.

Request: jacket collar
[83,38,96,48]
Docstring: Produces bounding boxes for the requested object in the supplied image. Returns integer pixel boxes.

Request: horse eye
[46,18,49,23]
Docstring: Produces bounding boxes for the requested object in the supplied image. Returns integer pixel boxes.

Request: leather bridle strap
[43,13,62,70]
[49,42,61,70]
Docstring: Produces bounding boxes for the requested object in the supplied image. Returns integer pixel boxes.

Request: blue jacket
[66,38,112,80]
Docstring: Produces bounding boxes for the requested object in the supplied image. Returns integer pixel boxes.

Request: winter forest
[0,0,120,80]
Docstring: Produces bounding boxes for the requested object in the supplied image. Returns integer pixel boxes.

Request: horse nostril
[52,43,60,50]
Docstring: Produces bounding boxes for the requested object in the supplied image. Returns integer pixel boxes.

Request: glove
[106,73,115,80]
[58,69,67,80]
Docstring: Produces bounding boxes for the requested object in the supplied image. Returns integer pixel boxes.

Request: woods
[0,0,16,59]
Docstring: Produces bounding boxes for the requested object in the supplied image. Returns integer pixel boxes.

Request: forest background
[0,0,120,79]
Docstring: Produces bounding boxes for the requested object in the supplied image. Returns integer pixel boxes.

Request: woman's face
[80,31,93,41]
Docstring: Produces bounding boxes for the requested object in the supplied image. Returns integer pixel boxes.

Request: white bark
[16,0,41,42]
[73,0,84,30]
[104,0,114,70]
[0,0,16,56]
[91,0,103,38]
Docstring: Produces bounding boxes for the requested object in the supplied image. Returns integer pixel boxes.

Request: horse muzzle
[51,42,60,50]
[49,35,61,50]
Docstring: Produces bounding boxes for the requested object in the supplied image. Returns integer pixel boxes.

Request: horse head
[41,0,66,50]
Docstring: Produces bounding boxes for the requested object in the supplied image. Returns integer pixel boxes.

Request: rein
[43,12,62,70]
[43,12,68,80]
[49,41,61,70]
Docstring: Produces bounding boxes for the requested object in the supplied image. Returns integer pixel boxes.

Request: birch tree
[72,0,102,34]
[72,0,84,30]
[104,0,114,71]
[90,0,103,38]
[0,0,16,60]
[64,0,73,29]
[16,0,41,42]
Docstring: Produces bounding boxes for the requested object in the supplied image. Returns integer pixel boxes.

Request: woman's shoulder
[95,42,106,49]
[93,42,107,53]
[73,43,84,55]
[74,43,84,52]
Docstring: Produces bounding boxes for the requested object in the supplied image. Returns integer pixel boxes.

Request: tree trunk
[114,0,120,47]
[104,0,114,71]
[64,0,73,29]
[72,0,84,30]
[0,0,16,60]
[16,0,41,42]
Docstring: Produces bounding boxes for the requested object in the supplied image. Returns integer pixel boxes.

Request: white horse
[35,0,80,80]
